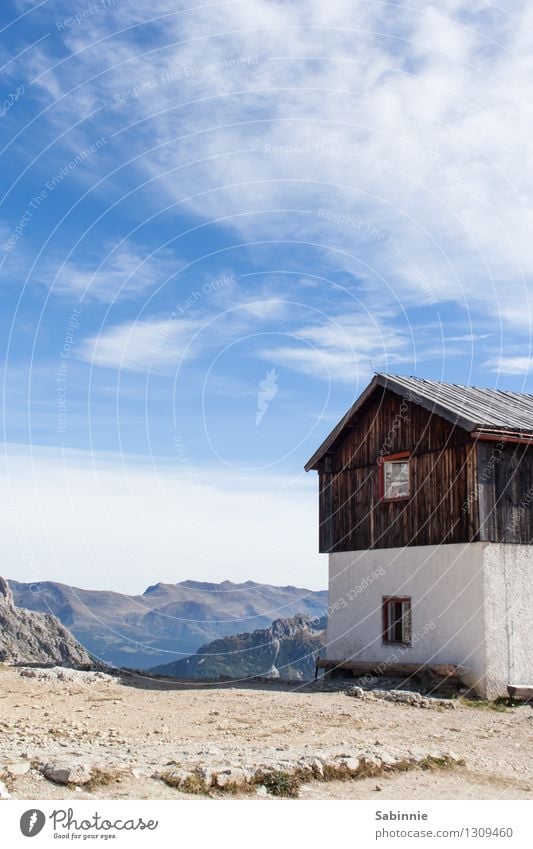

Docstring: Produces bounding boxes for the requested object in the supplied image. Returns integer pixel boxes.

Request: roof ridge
[379,372,533,398]
[305,373,533,471]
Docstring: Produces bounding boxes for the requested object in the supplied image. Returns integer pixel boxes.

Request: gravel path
[0,667,531,800]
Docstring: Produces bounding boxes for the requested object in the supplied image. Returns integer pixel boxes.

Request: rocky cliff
[151,613,327,681]
[0,577,93,667]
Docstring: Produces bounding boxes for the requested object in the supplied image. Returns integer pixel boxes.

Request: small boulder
[6,762,31,777]
[41,761,92,786]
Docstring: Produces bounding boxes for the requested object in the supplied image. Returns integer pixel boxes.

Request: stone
[306,757,324,778]
[346,686,365,699]
[0,781,11,799]
[131,768,145,779]
[6,761,31,776]
[215,768,248,788]
[41,761,93,786]
[345,685,457,709]
[338,757,360,773]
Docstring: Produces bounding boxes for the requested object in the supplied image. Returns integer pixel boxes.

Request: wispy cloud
[39,242,181,302]
[257,312,411,382]
[79,316,201,371]
[484,356,533,376]
[20,0,533,332]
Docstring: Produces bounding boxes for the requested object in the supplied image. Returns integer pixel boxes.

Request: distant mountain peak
[178,579,260,591]
[142,583,163,595]
[151,613,327,682]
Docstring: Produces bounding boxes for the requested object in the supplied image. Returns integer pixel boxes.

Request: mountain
[151,613,327,681]
[9,578,327,669]
[0,577,92,667]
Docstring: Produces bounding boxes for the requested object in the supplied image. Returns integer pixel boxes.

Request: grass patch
[85,768,122,791]
[459,697,508,713]
[322,763,353,782]
[254,769,303,798]
[211,779,256,796]
[495,696,523,708]
[159,770,182,790]
[181,771,209,795]
[159,768,209,795]
[419,755,465,770]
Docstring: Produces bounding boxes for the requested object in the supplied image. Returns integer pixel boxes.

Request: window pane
[392,601,403,641]
[402,601,412,643]
[384,460,409,498]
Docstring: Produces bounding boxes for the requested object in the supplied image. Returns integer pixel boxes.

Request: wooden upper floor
[305,374,533,552]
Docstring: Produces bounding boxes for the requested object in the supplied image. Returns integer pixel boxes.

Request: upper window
[379,452,411,500]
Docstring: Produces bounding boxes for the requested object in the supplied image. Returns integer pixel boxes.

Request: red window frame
[378,451,411,502]
[382,596,412,645]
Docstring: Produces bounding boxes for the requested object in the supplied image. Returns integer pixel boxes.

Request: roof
[304,373,533,471]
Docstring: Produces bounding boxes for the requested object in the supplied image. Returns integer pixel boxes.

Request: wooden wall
[478,441,533,544]
[317,388,479,552]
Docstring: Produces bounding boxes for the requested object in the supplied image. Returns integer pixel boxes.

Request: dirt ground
[0,667,532,800]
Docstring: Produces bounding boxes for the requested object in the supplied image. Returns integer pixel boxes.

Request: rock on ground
[346,686,457,709]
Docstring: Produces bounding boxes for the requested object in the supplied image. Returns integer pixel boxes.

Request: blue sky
[1,1,533,592]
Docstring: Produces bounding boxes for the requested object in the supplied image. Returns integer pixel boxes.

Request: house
[305,373,533,698]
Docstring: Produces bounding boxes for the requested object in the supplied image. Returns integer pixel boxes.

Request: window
[379,452,410,500]
[382,596,412,645]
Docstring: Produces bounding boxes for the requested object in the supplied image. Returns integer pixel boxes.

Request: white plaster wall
[327,543,487,695]
[482,544,533,699]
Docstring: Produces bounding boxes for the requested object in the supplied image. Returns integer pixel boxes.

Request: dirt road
[0,667,531,800]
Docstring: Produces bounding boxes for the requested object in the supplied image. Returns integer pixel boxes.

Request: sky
[1,0,533,593]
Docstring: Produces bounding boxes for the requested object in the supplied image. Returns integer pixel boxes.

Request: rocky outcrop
[346,686,458,709]
[0,577,93,668]
[157,749,463,797]
[151,613,327,681]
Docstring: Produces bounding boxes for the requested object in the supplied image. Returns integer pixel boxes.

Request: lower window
[382,596,412,644]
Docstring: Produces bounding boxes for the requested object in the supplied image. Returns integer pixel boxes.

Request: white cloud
[238,299,288,319]
[257,344,369,383]
[258,312,411,381]
[15,1,533,336]
[446,333,491,342]
[79,316,201,371]
[484,355,533,375]
[40,242,181,302]
[1,444,323,593]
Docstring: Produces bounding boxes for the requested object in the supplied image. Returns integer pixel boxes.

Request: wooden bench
[315,658,464,693]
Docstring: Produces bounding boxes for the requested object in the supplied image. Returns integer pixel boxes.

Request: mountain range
[151,613,327,681]
[9,579,327,669]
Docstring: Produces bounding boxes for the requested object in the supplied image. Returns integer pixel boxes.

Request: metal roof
[305,373,533,471]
